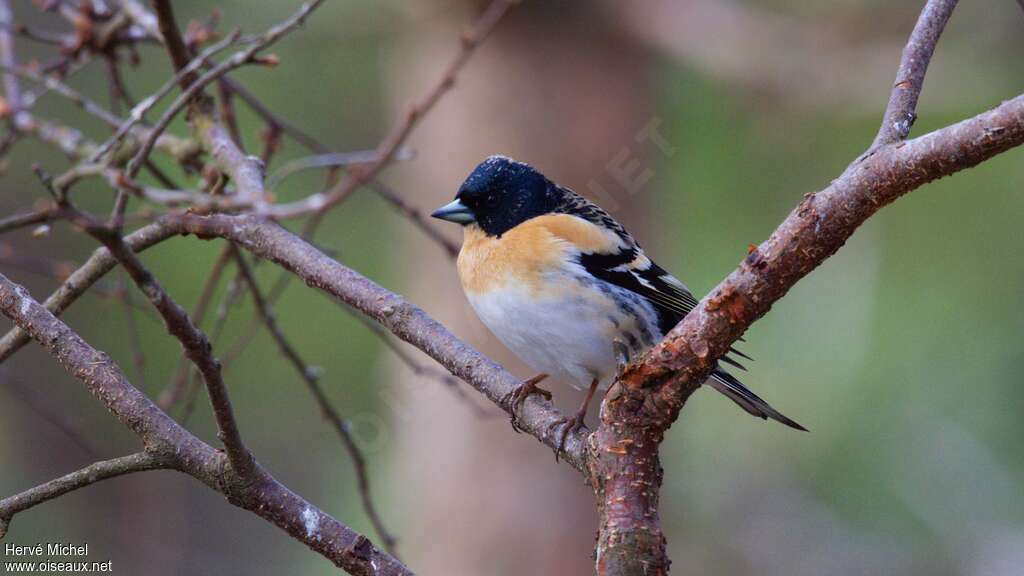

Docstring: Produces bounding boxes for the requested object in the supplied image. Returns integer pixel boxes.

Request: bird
[431,155,805,452]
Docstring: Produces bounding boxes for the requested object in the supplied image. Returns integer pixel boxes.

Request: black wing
[577,249,748,370]
[557,185,749,369]
[555,187,803,430]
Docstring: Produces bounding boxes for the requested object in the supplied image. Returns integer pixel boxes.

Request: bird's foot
[549,409,588,463]
[502,373,551,433]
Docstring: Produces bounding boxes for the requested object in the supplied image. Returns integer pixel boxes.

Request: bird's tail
[708,368,807,432]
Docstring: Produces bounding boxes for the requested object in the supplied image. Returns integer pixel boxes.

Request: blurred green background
[1,1,1022,574]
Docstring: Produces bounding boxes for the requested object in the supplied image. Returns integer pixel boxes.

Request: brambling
[432,156,804,451]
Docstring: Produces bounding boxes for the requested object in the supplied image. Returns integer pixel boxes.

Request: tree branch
[0,274,412,575]
[78,221,255,478]
[161,212,593,472]
[229,246,400,556]
[871,0,958,148]
[149,0,198,88]
[0,452,167,537]
[590,32,1024,576]
[264,0,517,218]
[158,245,234,411]
[5,2,1019,571]
[128,1,325,183]
[0,222,178,363]
[0,0,29,130]
[90,29,241,163]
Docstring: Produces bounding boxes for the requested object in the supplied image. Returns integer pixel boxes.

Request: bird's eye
[485,195,499,207]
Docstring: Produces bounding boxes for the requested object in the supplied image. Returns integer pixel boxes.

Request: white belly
[465,275,660,390]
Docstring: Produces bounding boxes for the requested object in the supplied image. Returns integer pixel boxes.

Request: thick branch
[0,274,411,576]
[593,92,1024,576]
[631,93,1024,411]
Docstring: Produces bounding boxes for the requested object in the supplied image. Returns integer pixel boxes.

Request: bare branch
[149,0,198,88]
[158,245,234,411]
[872,0,958,148]
[0,274,412,575]
[266,150,414,189]
[90,29,241,163]
[0,204,58,234]
[0,222,178,363]
[0,63,125,129]
[230,246,400,557]
[76,220,254,478]
[0,0,29,130]
[0,452,167,535]
[165,212,592,472]
[219,75,331,153]
[127,1,325,181]
[119,276,148,387]
[342,307,487,413]
[3,377,100,458]
[265,0,517,218]
[0,66,201,164]
[592,90,1024,576]
[369,181,459,259]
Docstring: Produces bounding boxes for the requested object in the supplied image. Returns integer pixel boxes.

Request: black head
[431,156,562,237]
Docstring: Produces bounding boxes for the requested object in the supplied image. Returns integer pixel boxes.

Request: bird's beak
[431,199,475,224]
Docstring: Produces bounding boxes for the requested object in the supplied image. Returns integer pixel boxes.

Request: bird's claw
[502,373,551,433]
[550,411,587,463]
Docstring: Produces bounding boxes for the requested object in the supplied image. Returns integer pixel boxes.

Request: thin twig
[215,79,244,149]
[266,150,414,189]
[870,0,958,148]
[0,246,156,317]
[0,0,29,130]
[342,303,490,415]
[0,64,124,128]
[230,246,400,557]
[150,0,198,88]
[369,180,459,259]
[119,276,148,388]
[219,75,330,153]
[157,245,231,411]
[70,213,254,478]
[0,22,66,46]
[0,222,179,363]
[0,452,166,532]
[0,204,59,234]
[2,65,200,164]
[2,376,100,458]
[126,1,325,179]
[90,30,241,163]
[266,0,517,219]
[102,55,136,114]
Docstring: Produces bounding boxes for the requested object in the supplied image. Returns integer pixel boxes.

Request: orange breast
[456,214,623,295]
